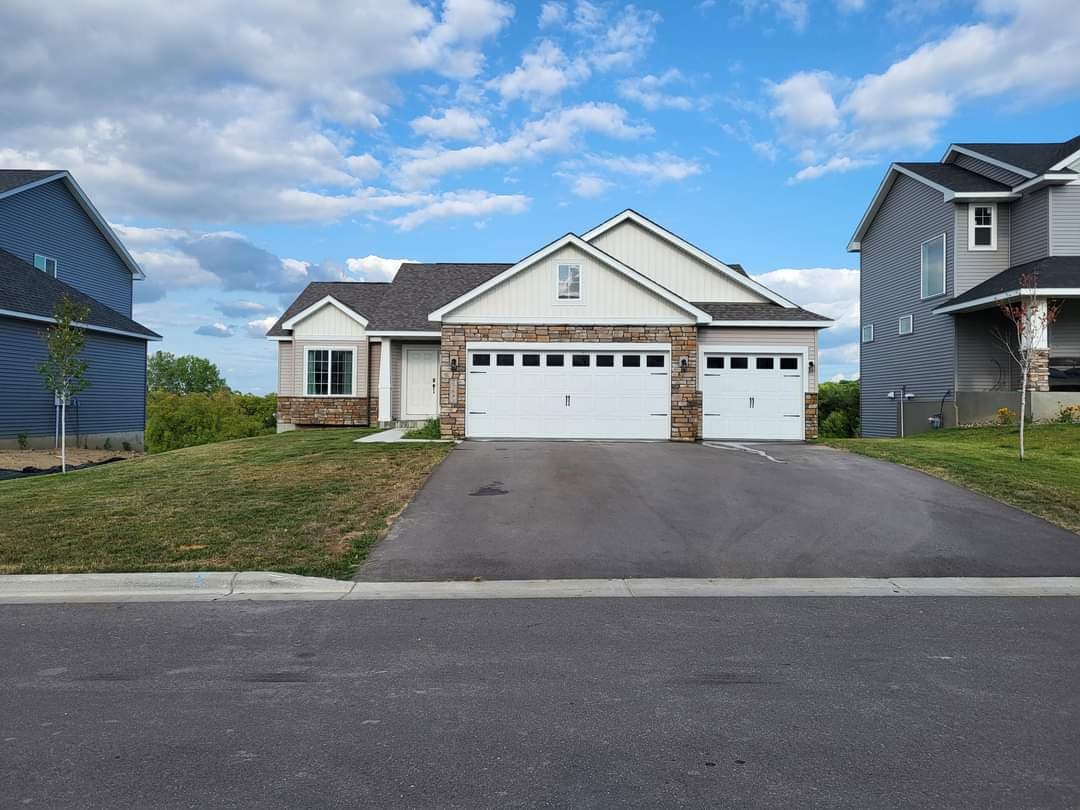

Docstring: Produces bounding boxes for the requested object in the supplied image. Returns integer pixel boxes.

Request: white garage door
[702,353,804,440]
[466,347,670,439]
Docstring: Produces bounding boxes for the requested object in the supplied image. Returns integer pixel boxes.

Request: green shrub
[146,390,277,453]
[818,380,860,438]
[17,433,28,450]
[403,419,441,440]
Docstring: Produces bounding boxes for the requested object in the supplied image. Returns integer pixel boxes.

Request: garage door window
[496,354,514,367]
[780,357,798,370]
[523,354,540,367]
[730,357,749,369]
[546,354,564,367]
[646,355,664,368]
[622,355,641,367]
[572,354,590,367]
[472,353,490,367]
[756,357,775,370]
[596,354,614,367]
[706,356,724,369]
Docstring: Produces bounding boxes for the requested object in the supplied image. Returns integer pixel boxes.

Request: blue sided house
[0,170,160,450]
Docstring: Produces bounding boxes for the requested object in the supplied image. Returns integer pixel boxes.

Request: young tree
[148,352,227,394]
[38,295,92,472]
[996,271,1062,460]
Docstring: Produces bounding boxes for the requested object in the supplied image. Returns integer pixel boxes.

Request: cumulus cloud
[391,190,529,230]
[195,323,234,338]
[246,316,279,338]
[561,174,612,198]
[585,152,704,182]
[789,155,874,182]
[752,267,860,332]
[768,71,841,131]
[617,70,696,111]
[489,40,590,102]
[345,255,412,281]
[216,300,272,318]
[410,108,490,141]
[538,1,568,26]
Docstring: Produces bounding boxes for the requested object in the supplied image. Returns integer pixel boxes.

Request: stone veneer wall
[804,392,818,439]
[277,396,370,427]
[1028,348,1050,392]
[440,325,700,440]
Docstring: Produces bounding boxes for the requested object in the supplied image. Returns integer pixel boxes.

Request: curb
[1,573,1080,604]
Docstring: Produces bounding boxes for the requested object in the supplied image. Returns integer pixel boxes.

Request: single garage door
[702,353,804,440]
[466,346,670,439]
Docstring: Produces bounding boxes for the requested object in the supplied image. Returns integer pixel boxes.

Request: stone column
[1024,298,1051,392]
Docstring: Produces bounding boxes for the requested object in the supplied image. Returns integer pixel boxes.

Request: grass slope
[0,429,452,578]
[822,424,1080,534]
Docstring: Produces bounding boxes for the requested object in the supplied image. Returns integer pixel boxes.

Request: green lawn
[822,424,1080,534]
[0,428,452,578]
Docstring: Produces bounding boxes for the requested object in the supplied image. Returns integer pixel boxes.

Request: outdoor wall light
[808,360,815,372]
[680,357,689,371]
[450,357,459,372]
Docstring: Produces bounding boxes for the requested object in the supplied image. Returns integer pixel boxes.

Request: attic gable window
[968,203,996,251]
[34,254,58,278]
[556,263,582,301]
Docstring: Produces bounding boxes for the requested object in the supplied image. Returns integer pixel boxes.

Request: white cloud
[195,322,234,338]
[395,102,651,188]
[836,0,866,10]
[829,371,860,383]
[391,190,529,230]
[821,342,861,364]
[586,151,704,182]
[344,154,382,179]
[538,2,568,28]
[216,300,272,318]
[735,0,810,31]
[570,2,661,71]
[489,40,588,102]
[410,108,490,141]
[752,267,860,331]
[789,155,874,182]
[768,71,841,131]
[560,174,611,198]
[345,255,412,281]
[246,316,279,338]
[617,69,695,111]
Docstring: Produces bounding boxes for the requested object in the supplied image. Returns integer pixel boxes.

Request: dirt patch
[0,448,139,470]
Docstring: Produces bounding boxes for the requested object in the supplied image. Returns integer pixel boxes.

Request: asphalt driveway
[357,441,1080,580]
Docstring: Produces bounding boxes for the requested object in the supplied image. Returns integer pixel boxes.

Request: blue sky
[4,0,1079,391]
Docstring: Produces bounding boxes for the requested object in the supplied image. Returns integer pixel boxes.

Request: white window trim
[967,203,997,251]
[862,324,875,343]
[920,233,947,300]
[553,261,584,305]
[34,253,58,278]
[898,314,914,335]
[303,345,358,397]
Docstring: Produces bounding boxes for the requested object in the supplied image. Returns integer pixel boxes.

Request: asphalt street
[2,597,1078,808]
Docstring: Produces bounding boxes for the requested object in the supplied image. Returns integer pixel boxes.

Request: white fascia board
[947,191,1019,201]
[581,209,796,308]
[367,330,442,336]
[705,319,834,328]
[281,295,369,330]
[1050,148,1080,171]
[265,335,292,341]
[428,233,713,324]
[934,288,1080,314]
[0,172,146,280]
[0,307,161,340]
[941,145,1037,179]
[1010,173,1077,194]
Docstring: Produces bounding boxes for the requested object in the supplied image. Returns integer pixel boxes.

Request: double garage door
[464,344,805,441]
[466,347,670,439]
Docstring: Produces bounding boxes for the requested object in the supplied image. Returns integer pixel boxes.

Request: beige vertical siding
[589,220,769,303]
[368,341,381,396]
[444,244,695,324]
[277,341,295,395]
[698,327,819,392]
[292,305,367,337]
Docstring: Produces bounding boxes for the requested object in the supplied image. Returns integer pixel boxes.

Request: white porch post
[378,338,393,423]
[1025,297,1050,351]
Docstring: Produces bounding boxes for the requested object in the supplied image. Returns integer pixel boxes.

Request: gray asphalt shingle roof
[955,134,1080,175]
[0,169,61,195]
[897,162,1011,193]
[0,249,159,339]
[939,256,1080,309]
[265,281,391,336]
[692,301,831,322]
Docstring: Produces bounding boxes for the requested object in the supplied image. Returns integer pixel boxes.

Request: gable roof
[581,209,796,307]
[692,301,832,325]
[950,134,1080,176]
[373,263,510,331]
[895,163,1011,193]
[0,249,159,340]
[427,233,714,324]
[265,281,390,337]
[934,256,1080,314]
[0,170,146,280]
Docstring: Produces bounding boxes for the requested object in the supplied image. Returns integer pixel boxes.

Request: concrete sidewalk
[2,571,1080,603]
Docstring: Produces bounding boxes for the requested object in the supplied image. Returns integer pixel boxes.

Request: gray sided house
[850,134,1080,436]
[269,210,833,442]
[0,170,159,450]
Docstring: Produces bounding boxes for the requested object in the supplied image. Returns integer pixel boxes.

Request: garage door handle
[565,394,570,407]
[468,411,486,415]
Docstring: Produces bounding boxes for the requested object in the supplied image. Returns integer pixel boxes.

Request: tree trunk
[1019,367,1027,461]
[61,394,67,473]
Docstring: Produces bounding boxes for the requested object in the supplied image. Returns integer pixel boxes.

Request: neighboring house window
[920,234,946,299]
[306,348,353,396]
[968,203,996,251]
[556,263,582,301]
[862,324,874,343]
[34,254,58,278]
[899,314,914,335]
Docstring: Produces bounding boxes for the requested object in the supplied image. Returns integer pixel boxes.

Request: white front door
[403,347,439,419]
[465,347,670,439]
[702,353,804,440]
